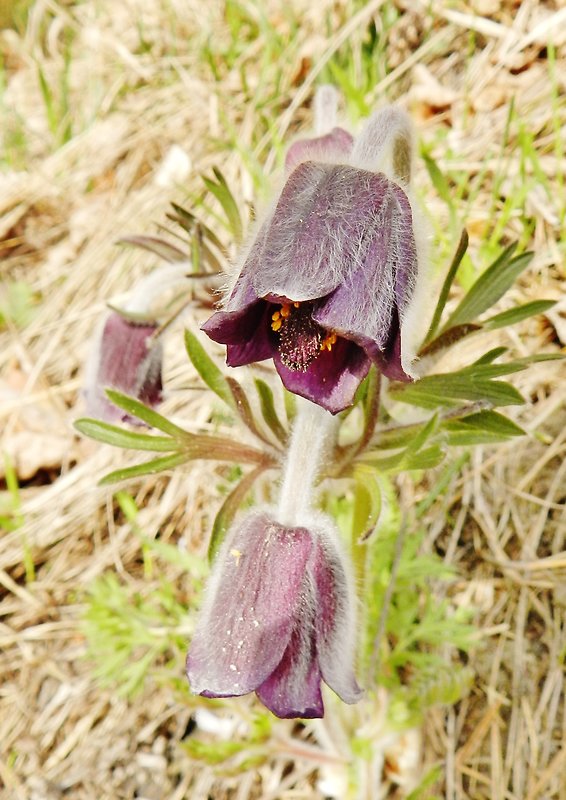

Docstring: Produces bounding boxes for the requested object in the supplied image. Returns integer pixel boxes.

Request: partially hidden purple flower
[202,109,421,414]
[186,511,362,719]
[84,311,163,423]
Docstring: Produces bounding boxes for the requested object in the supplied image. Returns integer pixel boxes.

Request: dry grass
[1,0,565,798]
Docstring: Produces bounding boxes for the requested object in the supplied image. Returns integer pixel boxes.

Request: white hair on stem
[276,397,338,527]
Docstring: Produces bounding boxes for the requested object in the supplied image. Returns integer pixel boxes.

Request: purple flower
[202,114,420,414]
[186,511,362,719]
[84,311,163,422]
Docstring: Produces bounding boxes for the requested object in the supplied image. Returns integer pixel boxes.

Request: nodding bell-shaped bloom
[186,511,362,719]
[84,311,163,423]
[84,264,192,422]
[202,105,424,414]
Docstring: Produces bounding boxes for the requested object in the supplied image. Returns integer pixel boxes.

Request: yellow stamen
[320,332,338,352]
[271,302,302,332]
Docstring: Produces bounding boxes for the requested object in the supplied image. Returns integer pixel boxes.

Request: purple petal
[285,127,354,173]
[251,164,395,303]
[312,180,417,379]
[311,537,363,705]
[203,299,275,367]
[355,313,408,381]
[273,337,370,414]
[187,513,313,698]
[256,612,324,719]
[85,313,163,423]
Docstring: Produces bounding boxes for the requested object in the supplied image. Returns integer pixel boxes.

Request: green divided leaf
[226,377,275,447]
[442,246,534,331]
[185,330,279,446]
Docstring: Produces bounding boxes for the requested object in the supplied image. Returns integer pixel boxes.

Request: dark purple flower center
[271,302,332,373]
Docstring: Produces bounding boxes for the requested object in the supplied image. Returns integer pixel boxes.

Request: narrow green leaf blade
[168,203,225,253]
[254,379,288,443]
[390,374,525,408]
[203,169,243,243]
[424,229,469,343]
[74,418,179,452]
[442,409,525,446]
[99,452,189,485]
[419,323,480,358]
[184,330,235,409]
[483,300,556,330]
[208,466,265,563]
[104,390,191,439]
[118,235,188,263]
[362,445,445,472]
[352,465,382,542]
[422,152,454,208]
[226,377,274,447]
[443,246,533,330]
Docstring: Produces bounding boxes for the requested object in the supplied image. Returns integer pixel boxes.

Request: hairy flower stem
[277,398,339,527]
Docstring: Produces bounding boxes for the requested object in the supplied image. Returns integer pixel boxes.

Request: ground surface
[1,1,565,798]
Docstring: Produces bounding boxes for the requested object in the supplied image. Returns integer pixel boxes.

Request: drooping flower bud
[84,311,163,423]
[83,264,190,422]
[186,510,362,719]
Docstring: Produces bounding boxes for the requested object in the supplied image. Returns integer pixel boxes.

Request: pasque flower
[84,311,163,423]
[186,510,362,719]
[84,264,191,422]
[202,104,423,413]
